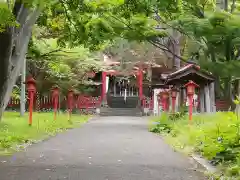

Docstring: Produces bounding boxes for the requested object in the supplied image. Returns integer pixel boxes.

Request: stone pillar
[204,84,211,113]
[153,89,161,116]
[113,80,116,96]
[183,88,187,105]
[209,82,216,112]
[169,96,172,112]
[200,86,205,113]
[175,92,180,112]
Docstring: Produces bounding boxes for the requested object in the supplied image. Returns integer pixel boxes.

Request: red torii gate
[101,68,144,102]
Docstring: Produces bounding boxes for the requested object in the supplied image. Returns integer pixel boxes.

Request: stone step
[107,96,139,108]
[108,103,137,108]
[100,108,142,116]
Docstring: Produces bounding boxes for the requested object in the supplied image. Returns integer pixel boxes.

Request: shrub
[150,113,172,133]
[150,112,240,178]
[168,112,186,121]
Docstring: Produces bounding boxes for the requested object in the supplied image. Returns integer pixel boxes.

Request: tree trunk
[204,84,211,113]
[200,86,205,113]
[214,76,222,98]
[0,31,13,118]
[0,4,41,119]
[20,57,26,116]
[172,31,181,69]
[209,82,216,112]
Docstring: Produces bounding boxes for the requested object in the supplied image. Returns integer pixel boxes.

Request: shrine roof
[167,64,200,78]
[165,64,215,85]
[152,66,175,75]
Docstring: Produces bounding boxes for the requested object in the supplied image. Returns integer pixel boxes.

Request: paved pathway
[0,116,206,180]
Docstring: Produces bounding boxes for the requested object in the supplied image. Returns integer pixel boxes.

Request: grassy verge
[0,112,90,155]
[150,112,240,179]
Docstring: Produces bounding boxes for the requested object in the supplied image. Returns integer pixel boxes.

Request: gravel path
[0,116,206,180]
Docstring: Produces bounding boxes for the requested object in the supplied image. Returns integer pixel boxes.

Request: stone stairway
[107,95,139,108]
[100,107,142,116]
[100,95,142,116]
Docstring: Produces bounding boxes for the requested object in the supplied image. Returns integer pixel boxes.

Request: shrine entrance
[101,69,143,109]
[108,76,139,97]
[107,76,140,108]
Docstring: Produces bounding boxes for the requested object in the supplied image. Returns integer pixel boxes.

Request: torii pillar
[138,69,143,100]
[101,71,107,103]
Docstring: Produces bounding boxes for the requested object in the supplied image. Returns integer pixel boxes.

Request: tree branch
[39,48,63,57]
[106,14,187,62]
[147,39,187,62]
[153,9,190,37]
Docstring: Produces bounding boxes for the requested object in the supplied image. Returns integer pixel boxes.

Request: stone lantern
[25,77,36,126]
[184,80,199,121]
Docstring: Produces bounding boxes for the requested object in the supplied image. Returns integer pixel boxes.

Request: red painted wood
[188,94,193,122]
[28,91,34,125]
[101,71,107,102]
[138,69,143,100]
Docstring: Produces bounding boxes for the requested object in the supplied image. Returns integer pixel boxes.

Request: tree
[176,1,240,99]
[3,0,237,119]
[0,0,185,119]
[103,38,169,81]
[27,37,102,94]
[0,0,121,119]
[0,1,42,118]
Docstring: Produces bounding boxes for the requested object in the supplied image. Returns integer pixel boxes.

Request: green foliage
[150,113,172,133]
[27,37,102,93]
[168,111,187,121]
[178,10,240,77]
[41,0,185,51]
[150,112,240,178]
[233,96,240,105]
[3,0,240,100]
[0,112,89,155]
[11,85,20,99]
[150,106,187,133]
[0,3,16,32]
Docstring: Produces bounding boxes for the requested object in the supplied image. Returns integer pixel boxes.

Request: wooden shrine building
[85,59,217,115]
[165,64,216,113]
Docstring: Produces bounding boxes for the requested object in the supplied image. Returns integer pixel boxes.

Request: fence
[142,96,154,110]
[7,95,230,114]
[7,95,101,114]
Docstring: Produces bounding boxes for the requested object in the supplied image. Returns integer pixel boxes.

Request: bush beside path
[0,112,89,155]
[150,112,240,179]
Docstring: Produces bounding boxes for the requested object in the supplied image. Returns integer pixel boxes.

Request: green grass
[0,112,90,155]
[150,112,240,179]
